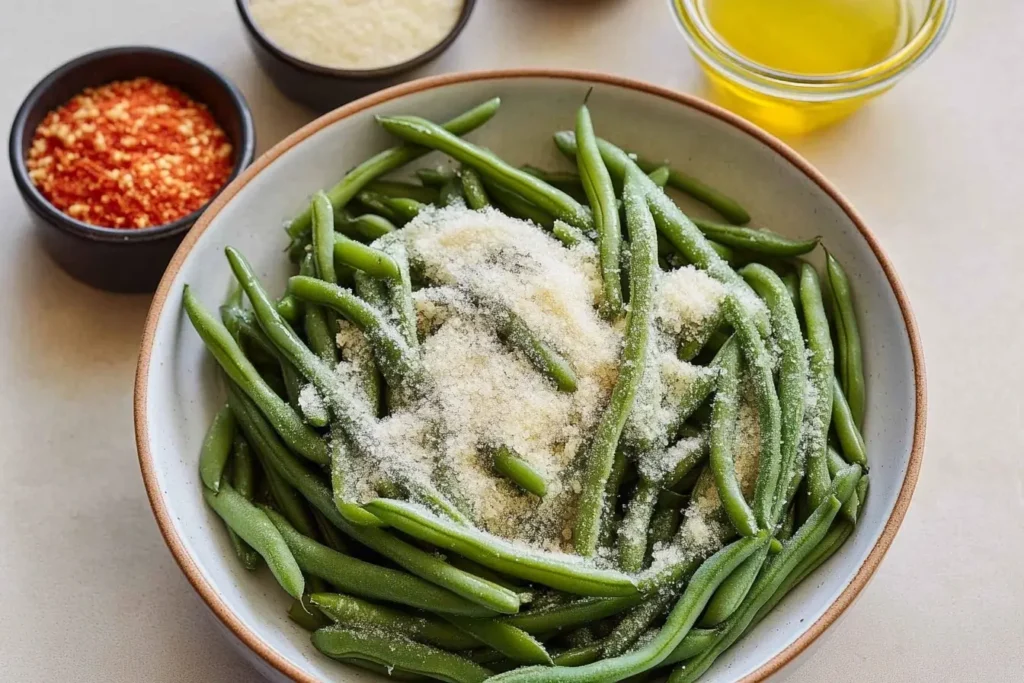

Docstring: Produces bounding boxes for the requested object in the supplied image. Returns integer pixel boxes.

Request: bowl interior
[137,73,921,683]
[11,47,253,242]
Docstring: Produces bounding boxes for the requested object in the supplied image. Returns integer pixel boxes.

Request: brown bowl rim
[134,68,926,683]
[234,0,477,80]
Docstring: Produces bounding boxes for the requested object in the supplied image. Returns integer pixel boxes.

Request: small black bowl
[9,46,255,293]
[235,0,476,112]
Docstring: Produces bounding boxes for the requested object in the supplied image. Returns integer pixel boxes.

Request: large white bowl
[135,70,925,683]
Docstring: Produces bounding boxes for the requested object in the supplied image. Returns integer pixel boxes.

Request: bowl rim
[234,0,477,80]
[8,45,256,244]
[134,68,926,683]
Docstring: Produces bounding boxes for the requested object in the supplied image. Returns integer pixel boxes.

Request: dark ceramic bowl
[9,46,255,293]
[235,0,476,112]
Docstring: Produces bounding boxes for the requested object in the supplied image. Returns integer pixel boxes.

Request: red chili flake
[26,77,234,229]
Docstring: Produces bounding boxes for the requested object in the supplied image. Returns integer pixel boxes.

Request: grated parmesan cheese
[248,0,463,71]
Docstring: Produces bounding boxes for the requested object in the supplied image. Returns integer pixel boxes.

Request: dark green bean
[647,490,686,561]
[574,166,658,556]
[356,190,401,221]
[575,104,623,318]
[416,167,454,187]
[692,218,818,256]
[198,404,236,492]
[443,616,552,665]
[366,179,439,204]
[312,626,493,683]
[311,592,479,650]
[631,157,750,225]
[337,213,397,242]
[798,263,834,510]
[501,595,641,635]
[288,593,332,631]
[378,115,592,230]
[826,252,866,427]
[603,592,676,657]
[183,285,330,466]
[299,253,338,364]
[204,484,304,599]
[287,98,501,237]
[833,377,868,468]
[488,444,547,497]
[485,181,556,229]
[460,166,490,209]
[598,448,630,550]
[262,455,321,540]
[363,498,637,597]
[551,642,603,666]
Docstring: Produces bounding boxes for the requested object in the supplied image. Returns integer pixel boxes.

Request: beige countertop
[1,0,1021,680]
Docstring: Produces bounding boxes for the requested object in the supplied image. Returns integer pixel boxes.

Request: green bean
[552,219,586,247]
[417,167,454,187]
[265,508,491,617]
[488,444,547,497]
[855,474,869,510]
[740,264,808,525]
[183,286,330,466]
[485,181,556,229]
[440,176,465,206]
[647,490,686,560]
[799,263,834,510]
[708,338,758,537]
[520,165,587,200]
[310,593,479,650]
[381,239,419,350]
[575,104,623,318]
[699,543,770,627]
[603,592,676,657]
[299,253,338,364]
[287,231,310,263]
[337,213,397,241]
[366,179,440,204]
[574,166,658,556]
[357,190,401,221]
[492,306,578,392]
[263,455,321,540]
[203,484,304,599]
[551,132,769,335]
[631,157,750,225]
[311,192,338,285]
[311,506,351,554]
[287,275,423,395]
[198,404,236,492]
[488,534,767,683]
[777,503,796,542]
[276,294,302,325]
[751,521,853,628]
[384,196,426,223]
[332,232,401,281]
[647,166,671,188]
[667,496,841,683]
[312,626,493,683]
[363,498,637,597]
[287,98,501,237]
[222,451,261,571]
[598,448,630,550]
[660,628,722,667]
[552,642,603,667]
[336,657,426,681]
[229,385,519,613]
[443,616,552,665]
[677,309,725,362]
[781,271,800,312]
[691,218,818,256]
[378,115,592,230]
[617,478,659,573]
[448,556,529,596]
[501,595,642,635]
[826,252,866,427]
[833,377,868,468]
[460,166,490,210]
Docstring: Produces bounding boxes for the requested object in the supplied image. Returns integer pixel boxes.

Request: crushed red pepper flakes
[26,77,234,229]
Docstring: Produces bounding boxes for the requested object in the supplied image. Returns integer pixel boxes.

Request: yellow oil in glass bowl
[672,0,956,135]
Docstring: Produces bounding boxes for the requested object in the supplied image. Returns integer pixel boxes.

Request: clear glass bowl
[671,0,956,135]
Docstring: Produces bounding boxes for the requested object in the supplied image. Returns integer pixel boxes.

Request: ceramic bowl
[135,70,925,682]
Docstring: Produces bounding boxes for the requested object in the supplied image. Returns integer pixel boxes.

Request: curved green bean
[798,263,834,510]
[740,263,808,524]
[660,628,722,667]
[833,377,868,468]
[443,616,552,665]
[501,595,641,635]
[416,167,453,188]
[460,166,490,210]
[183,286,330,466]
[826,252,866,427]
[276,294,302,325]
[631,157,750,225]
[198,404,236,492]
[708,338,758,537]
[203,483,304,599]
[337,213,397,242]
[552,219,586,247]
[492,306,578,393]
[573,166,658,556]
[366,179,439,204]
[384,196,425,223]
[488,534,767,683]
[312,626,493,683]
[699,543,770,627]
[363,498,637,597]
[333,233,401,281]
[310,593,479,650]
[287,98,501,237]
[692,218,818,256]
[520,165,587,201]
[575,104,623,318]
[489,444,547,497]
[378,115,592,230]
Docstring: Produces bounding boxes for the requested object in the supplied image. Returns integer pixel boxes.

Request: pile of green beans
[185,96,872,682]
